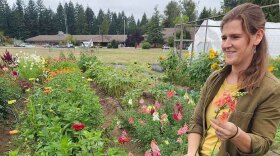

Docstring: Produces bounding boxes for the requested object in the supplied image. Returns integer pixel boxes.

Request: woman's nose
[222,39,232,49]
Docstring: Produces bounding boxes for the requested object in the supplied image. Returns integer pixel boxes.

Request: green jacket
[188,69,280,156]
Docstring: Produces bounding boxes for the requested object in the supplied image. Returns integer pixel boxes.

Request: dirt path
[91,83,144,155]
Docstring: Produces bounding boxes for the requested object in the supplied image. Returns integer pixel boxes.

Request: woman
[186,3,280,156]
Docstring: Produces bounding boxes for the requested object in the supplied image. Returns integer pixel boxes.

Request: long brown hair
[221,3,268,93]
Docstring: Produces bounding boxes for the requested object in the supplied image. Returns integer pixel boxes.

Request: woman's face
[221,20,255,69]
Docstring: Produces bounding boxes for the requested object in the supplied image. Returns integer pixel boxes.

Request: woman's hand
[210,119,238,141]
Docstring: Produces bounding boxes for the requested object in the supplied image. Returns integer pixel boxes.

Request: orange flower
[228,100,237,112]
[9,130,19,135]
[43,89,51,94]
[218,112,229,124]
[66,88,74,92]
[128,117,134,124]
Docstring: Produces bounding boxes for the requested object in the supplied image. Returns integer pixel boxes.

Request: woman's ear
[253,29,264,46]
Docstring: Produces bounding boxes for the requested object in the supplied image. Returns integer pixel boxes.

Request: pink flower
[141,105,148,113]
[128,117,134,124]
[177,124,188,135]
[218,112,229,124]
[160,114,168,124]
[72,122,85,131]
[144,151,152,156]
[175,102,183,114]
[167,90,174,98]
[151,140,161,156]
[173,112,182,121]
[118,131,130,144]
[155,101,161,109]
[139,98,145,105]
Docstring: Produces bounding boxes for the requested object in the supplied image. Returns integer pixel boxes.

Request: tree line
[0,0,279,45]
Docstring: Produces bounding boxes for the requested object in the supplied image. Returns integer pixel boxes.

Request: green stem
[195,108,222,154]
[210,138,219,156]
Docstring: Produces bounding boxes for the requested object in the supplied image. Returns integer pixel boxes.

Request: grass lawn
[0,46,174,65]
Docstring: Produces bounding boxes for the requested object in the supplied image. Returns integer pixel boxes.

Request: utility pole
[63,0,68,34]
[179,13,183,59]
[124,19,126,46]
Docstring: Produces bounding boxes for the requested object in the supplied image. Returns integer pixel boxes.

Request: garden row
[0,51,126,155]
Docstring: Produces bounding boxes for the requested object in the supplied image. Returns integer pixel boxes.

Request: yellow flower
[211,63,219,70]
[209,52,215,59]
[29,78,35,81]
[209,48,214,54]
[87,78,93,82]
[268,65,275,72]
[8,100,16,105]
[164,140,169,145]
[159,56,166,61]
[185,53,191,58]
[45,87,52,90]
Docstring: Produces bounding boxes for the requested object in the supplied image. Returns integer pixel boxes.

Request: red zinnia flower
[11,70,18,77]
[173,112,182,121]
[167,90,174,98]
[150,108,155,115]
[72,122,85,131]
[118,131,130,144]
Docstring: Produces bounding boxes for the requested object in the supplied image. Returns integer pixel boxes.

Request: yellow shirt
[201,80,239,156]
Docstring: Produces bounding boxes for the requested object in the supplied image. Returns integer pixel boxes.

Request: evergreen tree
[25,0,38,37]
[109,12,118,34]
[12,0,27,39]
[74,4,88,34]
[101,15,109,35]
[0,0,10,34]
[54,3,65,33]
[140,13,148,34]
[221,0,238,13]
[37,0,46,34]
[85,7,96,34]
[96,9,104,34]
[146,7,163,46]
[40,8,55,34]
[163,1,180,28]
[127,15,137,34]
[197,7,212,25]
[65,1,75,34]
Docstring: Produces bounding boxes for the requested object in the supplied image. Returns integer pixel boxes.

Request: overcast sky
[8,0,222,20]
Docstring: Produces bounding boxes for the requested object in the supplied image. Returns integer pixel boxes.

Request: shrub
[16,70,105,155]
[271,56,280,78]
[77,53,98,72]
[0,75,21,119]
[142,42,151,49]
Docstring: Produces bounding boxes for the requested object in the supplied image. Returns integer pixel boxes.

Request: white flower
[128,99,133,106]
[152,112,160,121]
